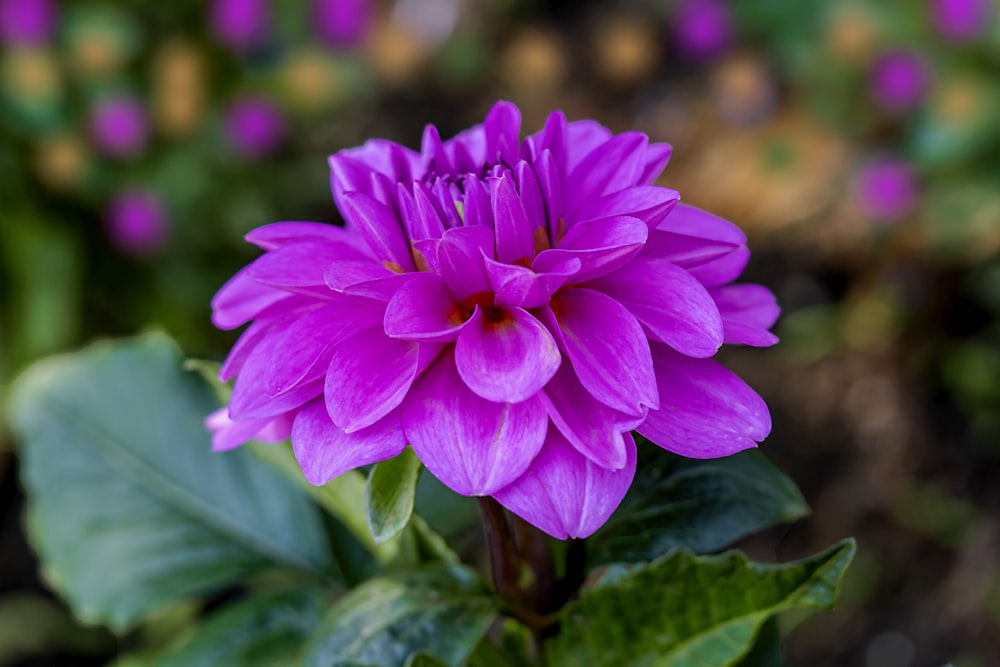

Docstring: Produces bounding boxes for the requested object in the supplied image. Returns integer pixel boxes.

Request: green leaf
[589,446,809,566]
[7,335,340,630]
[734,619,783,667]
[159,590,329,667]
[303,564,499,667]
[547,539,855,667]
[249,442,400,565]
[367,447,421,544]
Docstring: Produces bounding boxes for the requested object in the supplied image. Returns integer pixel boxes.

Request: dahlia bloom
[210,102,777,539]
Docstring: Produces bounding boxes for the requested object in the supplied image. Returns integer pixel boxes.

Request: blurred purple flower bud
[0,0,55,46]
[225,96,286,158]
[313,0,373,49]
[869,49,930,114]
[930,0,995,42]
[106,189,169,255]
[209,0,269,52]
[672,0,734,62]
[90,96,149,158]
[854,158,918,223]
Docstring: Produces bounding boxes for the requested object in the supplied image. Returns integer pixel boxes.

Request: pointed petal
[228,302,369,419]
[639,143,673,185]
[492,430,637,539]
[587,257,724,358]
[534,149,564,234]
[249,241,371,289]
[641,229,739,268]
[421,124,453,174]
[324,325,420,432]
[515,160,545,229]
[211,266,290,330]
[572,186,679,229]
[292,400,407,485]
[565,120,613,172]
[485,101,521,164]
[566,132,648,211]
[658,204,749,286]
[710,284,780,347]
[340,192,415,271]
[541,361,643,470]
[455,307,561,403]
[245,221,365,251]
[485,254,580,308]
[462,178,494,230]
[410,182,448,241]
[402,351,548,496]
[385,273,470,342]
[545,288,658,415]
[437,225,493,300]
[637,343,771,458]
[492,173,534,264]
[538,215,647,283]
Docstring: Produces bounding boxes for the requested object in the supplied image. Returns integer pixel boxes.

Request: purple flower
[225,96,286,158]
[89,96,149,159]
[106,189,168,255]
[671,0,734,61]
[854,158,918,223]
[930,0,995,42]
[0,0,55,46]
[209,0,268,52]
[312,0,372,49]
[869,49,930,114]
[209,102,777,539]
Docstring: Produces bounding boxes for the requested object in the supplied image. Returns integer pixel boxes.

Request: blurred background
[0,0,999,665]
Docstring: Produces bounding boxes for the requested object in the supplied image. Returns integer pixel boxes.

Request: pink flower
[210,102,777,539]
[105,189,168,255]
[869,49,930,114]
[224,96,286,158]
[854,158,918,223]
[89,96,149,159]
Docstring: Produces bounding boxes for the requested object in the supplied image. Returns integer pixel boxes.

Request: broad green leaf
[304,564,499,667]
[7,335,340,630]
[367,447,421,544]
[159,590,328,667]
[249,442,400,564]
[590,446,809,566]
[548,539,855,667]
[735,619,783,667]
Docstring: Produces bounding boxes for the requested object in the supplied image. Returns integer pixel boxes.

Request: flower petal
[639,142,673,185]
[211,266,290,330]
[658,204,749,286]
[484,101,521,165]
[437,225,493,300]
[229,301,371,419]
[587,257,724,358]
[324,324,420,432]
[492,173,535,264]
[245,221,365,251]
[292,400,407,486]
[403,351,547,496]
[565,120,613,172]
[249,241,372,290]
[572,186,679,229]
[641,229,739,268]
[566,132,648,211]
[710,284,780,347]
[385,273,470,342]
[545,288,658,415]
[538,215,647,283]
[637,343,771,458]
[492,429,637,539]
[207,409,294,452]
[340,192,415,271]
[541,361,643,470]
[485,254,580,309]
[455,307,561,403]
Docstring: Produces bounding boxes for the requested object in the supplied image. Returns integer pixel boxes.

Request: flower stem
[478,496,521,602]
